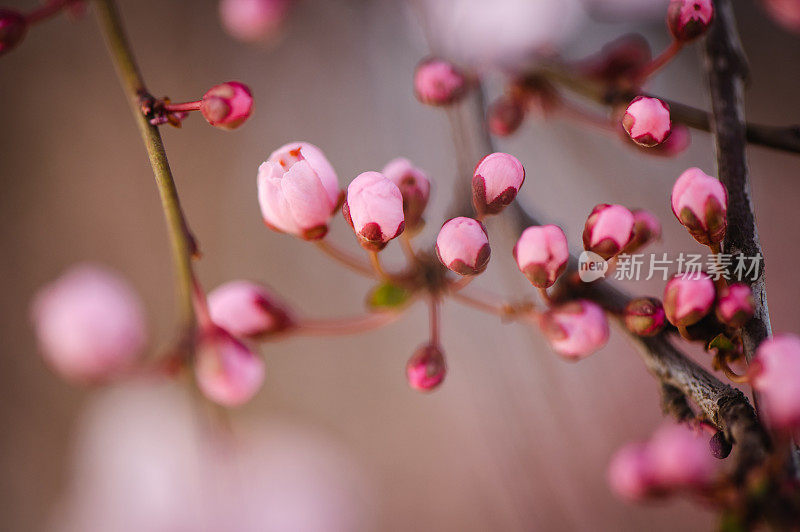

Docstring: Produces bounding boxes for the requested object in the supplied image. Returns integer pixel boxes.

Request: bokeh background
[1,0,799,530]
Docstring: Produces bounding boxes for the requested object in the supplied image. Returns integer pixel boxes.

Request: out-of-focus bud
[582,204,635,260]
[647,123,691,157]
[381,157,430,230]
[30,264,147,383]
[435,217,490,276]
[667,0,714,42]
[623,209,662,254]
[513,225,569,289]
[539,300,610,360]
[195,326,265,406]
[487,95,526,137]
[671,167,727,246]
[413,57,468,107]
[343,171,405,251]
[200,81,254,130]
[218,0,291,43]
[471,152,525,216]
[663,272,715,327]
[622,96,671,147]
[761,0,800,34]
[715,283,755,328]
[208,280,294,339]
[624,297,667,337]
[406,343,447,392]
[579,33,652,84]
[750,334,800,430]
[607,443,654,502]
[258,141,340,240]
[647,423,717,488]
[0,9,26,55]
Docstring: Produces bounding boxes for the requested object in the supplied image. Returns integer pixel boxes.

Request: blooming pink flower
[30,264,147,383]
[667,0,714,42]
[0,9,26,55]
[472,152,526,216]
[539,300,609,360]
[258,141,341,240]
[607,443,654,502]
[622,209,662,254]
[762,0,800,33]
[582,204,635,260]
[208,280,294,339]
[436,217,491,275]
[413,57,468,106]
[195,326,265,406]
[647,423,717,488]
[622,96,671,147]
[200,81,254,130]
[715,283,755,328]
[218,0,291,43]
[381,157,430,230]
[663,272,715,327]
[624,297,667,337]
[671,167,728,245]
[487,95,526,137]
[751,334,800,430]
[406,343,447,392]
[513,225,569,288]
[343,171,405,251]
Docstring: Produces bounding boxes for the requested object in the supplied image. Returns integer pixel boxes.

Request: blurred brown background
[1,0,799,530]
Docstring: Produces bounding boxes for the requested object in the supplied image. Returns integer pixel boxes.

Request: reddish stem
[163,100,203,113]
[636,40,684,81]
[429,296,441,345]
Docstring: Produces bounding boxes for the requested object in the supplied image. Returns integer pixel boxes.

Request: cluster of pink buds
[622,96,672,147]
[667,0,715,43]
[413,57,469,107]
[539,300,610,360]
[219,0,292,43]
[671,167,728,246]
[750,334,800,431]
[583,204,635,260]
[343,172,406,251]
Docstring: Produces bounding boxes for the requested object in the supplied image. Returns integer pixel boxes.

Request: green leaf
[367,282,409,310]
[708,333,735,352]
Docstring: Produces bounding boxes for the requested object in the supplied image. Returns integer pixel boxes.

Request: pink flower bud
[413,57,468,107]
[0,9,26,55]
[539,300,609,360]
[762,0,800,33]
[607,443,654,502]
[472,152,526,216]
[195,326,265,406]
[487,95,525,137]
[715,283,755,328]
[219,0,291,43]
[622,209,662,254]
[435,217,491,276]
[751,334,800,430]
[258,141,341,240]
[200,81,254,130]
[647,423,717,488]
[30,264,147,383]
[663,272,715,327]
[667,0,714,42]
[624,297,667,337]
[406,343,447,392]
[649,123,691,157]
[671,167,728,245]
[208,280,294,339]
[622,96,671,147]
[513,225,569,289]
[582,204,635,260]
[343,171,405,251]
[381,157,430,230]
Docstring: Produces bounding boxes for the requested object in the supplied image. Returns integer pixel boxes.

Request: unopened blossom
[343,171,405,251]
[582,204,635,260]
[715,283,755,328]
[667,0,714,42]
[208,280,294,339]
[607,443,654,502]
[30,264,147,383]
[406,343,447,392]
[624,297,667,337]
[513,225,569,289]
[435,217,490,275]
[413,57,468,106]
[647,423,717,488]
[762,0,800,33]
[472,152,526,216]
[487,95,526,137]
[663,272,715,327]
[622,96,671,147]
[649,123,691,157]
[219,0,291,43]
[623,209,662,254]
[539,300,610,360]
[200,81,254,130]
[671,167,728,245]
[0,9,26,55]
[195,326,265,406]
[751,334,800,430]
[381,157,430,230]
[258,141,341,240]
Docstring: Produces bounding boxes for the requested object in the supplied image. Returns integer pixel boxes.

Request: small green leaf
[708,333,735,352]
[367,282,409,310]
